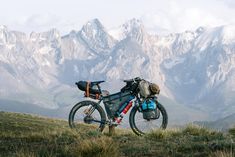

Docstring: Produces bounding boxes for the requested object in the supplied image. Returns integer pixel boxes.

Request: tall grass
[1,112,235,157]
[209,151,234,157]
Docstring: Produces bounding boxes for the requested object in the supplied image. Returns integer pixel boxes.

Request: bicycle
[68,77,168,135]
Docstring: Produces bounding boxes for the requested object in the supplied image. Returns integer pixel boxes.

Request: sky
[0,0,235,35]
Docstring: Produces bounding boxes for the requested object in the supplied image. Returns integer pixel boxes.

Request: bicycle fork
[83,100,106,125]
[83,100,102,116]
[83,105,95,115]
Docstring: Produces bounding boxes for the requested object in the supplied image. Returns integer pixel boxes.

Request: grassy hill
[0,111,235,157]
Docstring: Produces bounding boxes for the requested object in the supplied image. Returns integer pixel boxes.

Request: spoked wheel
[129,102,168,136]
[69,100,106,132]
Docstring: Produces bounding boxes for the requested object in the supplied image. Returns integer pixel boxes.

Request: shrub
[75,136,119,157]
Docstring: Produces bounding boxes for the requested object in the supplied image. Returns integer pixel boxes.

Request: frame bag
[103,91,133,119]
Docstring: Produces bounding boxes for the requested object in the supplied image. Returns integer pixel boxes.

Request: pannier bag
[103,91,133,119]
[76,81,101,98]
[141,99,160,120]
[139,80,160,98]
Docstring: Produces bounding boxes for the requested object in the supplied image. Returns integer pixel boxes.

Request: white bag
[138,80,151,98]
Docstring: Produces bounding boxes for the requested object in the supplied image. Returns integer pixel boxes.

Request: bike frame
[82,79,159,126]
[84,91,147,126]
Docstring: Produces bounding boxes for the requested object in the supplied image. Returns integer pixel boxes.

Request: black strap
[119,92,122,101]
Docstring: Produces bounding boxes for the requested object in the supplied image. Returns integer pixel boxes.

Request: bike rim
[133,108,163,134]
[72,105,103,131]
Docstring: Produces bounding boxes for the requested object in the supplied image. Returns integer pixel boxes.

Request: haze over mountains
[0,18,235,126]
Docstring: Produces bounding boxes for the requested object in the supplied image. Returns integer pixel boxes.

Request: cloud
[221,0,235,8]
[5,14,61,33]
[141,0,235,34]
[1,0,235,35]
[6,14,82,35]
[24,14,61,28]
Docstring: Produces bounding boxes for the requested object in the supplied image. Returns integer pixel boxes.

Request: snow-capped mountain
[0,19,235,123]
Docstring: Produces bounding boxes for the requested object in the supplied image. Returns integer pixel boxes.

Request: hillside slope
[0,112,234,157]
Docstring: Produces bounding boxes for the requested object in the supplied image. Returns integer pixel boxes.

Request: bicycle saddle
[91,80,105,85]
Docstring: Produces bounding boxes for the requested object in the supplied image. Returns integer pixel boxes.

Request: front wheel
[129,102,168,135]
[69,100,106,132]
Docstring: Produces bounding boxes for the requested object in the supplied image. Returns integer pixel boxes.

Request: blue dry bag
[141,99,156,110]
[141,99,159,120]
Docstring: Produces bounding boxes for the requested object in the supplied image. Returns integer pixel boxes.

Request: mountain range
[0,18,235,127]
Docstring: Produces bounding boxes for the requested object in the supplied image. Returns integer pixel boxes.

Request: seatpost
[97,84,102,93]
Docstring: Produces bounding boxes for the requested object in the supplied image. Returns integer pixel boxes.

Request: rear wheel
[69,100,106,132]
[129,102,168,135]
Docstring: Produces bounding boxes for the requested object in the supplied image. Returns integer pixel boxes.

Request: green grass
[0,111,235,157]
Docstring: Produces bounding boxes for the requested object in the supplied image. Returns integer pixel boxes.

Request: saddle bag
[103,91,133,119]
[76,81,101,99]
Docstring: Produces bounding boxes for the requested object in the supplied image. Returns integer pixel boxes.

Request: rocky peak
[122,18,147,42]
[79,19,115,53]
